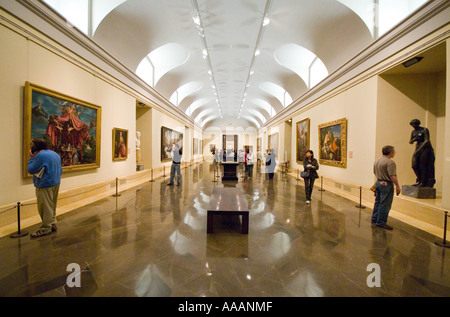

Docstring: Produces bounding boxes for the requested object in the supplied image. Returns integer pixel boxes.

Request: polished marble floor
[1,163,449,297]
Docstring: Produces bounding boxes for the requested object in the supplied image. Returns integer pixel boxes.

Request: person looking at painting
[28,138,63,238]
[371,145,401,230]
[302,150,319,204]
[168,143,182,186]
[246,149,254,179]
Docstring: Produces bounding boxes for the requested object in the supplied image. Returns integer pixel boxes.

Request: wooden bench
[207,187,249,234]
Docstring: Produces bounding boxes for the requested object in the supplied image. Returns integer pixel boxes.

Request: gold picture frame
[23,82,101,177]
[318,118,347,168]
[112,128,128,161]
[296,118,310,163]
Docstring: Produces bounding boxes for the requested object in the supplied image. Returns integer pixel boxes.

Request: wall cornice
[0,0,194,126]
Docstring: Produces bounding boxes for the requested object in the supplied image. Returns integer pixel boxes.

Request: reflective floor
[1,163,449,297]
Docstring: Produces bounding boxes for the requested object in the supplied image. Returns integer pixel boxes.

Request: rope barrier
[0,205,18,215]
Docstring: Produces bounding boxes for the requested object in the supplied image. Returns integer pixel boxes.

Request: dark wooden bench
[207,187,249,234]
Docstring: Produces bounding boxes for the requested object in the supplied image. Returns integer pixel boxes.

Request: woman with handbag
[302,150,319,204]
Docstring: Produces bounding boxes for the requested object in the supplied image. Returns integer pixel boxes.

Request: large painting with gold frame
[23,82,101,177]
[318,118,347,168]
[112,128,128,161]
[296,118,310,163]
[161,126,183,162]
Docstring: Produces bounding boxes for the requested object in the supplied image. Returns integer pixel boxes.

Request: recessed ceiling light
[263,17,270,26]
[255,50,260,56]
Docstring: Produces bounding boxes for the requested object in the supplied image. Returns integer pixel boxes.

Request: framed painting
[318,118,347,168]
[193,138,199,155]
[23,82,101,177]
[161,126,183,162]
[268,133,279,157]
[296,118,310,163]
[112,128,128,161]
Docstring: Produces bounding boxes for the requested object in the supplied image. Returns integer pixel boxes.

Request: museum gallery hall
[0,0,449,298]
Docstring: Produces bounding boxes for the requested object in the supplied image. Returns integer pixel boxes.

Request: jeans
[304,177,315,201]
[371,180,394,225]
[169,163,181,184]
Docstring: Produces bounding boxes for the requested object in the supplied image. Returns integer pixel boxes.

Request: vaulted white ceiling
[43,0,429,130]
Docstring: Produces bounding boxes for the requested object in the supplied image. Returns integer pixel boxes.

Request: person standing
[372,145,401,230]
[303,150,319,204]
[266,149,276,180]
[168,143,182,186]
[27,138,63,238]
[246,149,254,179]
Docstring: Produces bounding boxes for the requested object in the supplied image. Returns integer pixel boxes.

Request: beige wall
[290,77,378,188]
[0,24,137,206]
[377,73,446,193]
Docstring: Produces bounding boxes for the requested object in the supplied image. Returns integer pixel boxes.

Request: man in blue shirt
[27,139,62,238]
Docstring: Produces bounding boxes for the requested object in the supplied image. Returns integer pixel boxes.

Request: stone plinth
[402,185,436,199]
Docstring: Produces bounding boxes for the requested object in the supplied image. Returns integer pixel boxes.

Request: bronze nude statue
[409,119,435,188]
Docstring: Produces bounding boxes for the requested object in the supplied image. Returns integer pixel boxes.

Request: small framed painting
[113,128,128,161]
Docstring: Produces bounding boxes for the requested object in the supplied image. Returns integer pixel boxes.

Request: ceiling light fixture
[192,0,223,124]
[238,0,272,120]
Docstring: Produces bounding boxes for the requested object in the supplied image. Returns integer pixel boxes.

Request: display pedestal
[402,185,436,199]
[222,162,239,181]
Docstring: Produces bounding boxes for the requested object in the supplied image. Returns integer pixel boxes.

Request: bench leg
[242,213,249,234]
[207,212,214,234]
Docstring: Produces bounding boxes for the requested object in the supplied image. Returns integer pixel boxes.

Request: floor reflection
[0,162,449,297]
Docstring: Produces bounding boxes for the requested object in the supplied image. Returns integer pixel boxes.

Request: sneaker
[30,228,53,239]
[167,183,174,186]
[51,224,57,232]
[306,200,311,204]
[376,223,393,230]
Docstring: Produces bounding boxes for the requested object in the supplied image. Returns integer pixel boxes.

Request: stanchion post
[113,177,121,197]
[10,202,28,238]
[318,176,325,192]
[149,168,155,182]
[296,169,300,181]
[355,186,366,209]
[435,211,450,248]
[163,166,166,177]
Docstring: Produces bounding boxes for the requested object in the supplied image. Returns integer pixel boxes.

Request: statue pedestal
[402,185,436,199]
